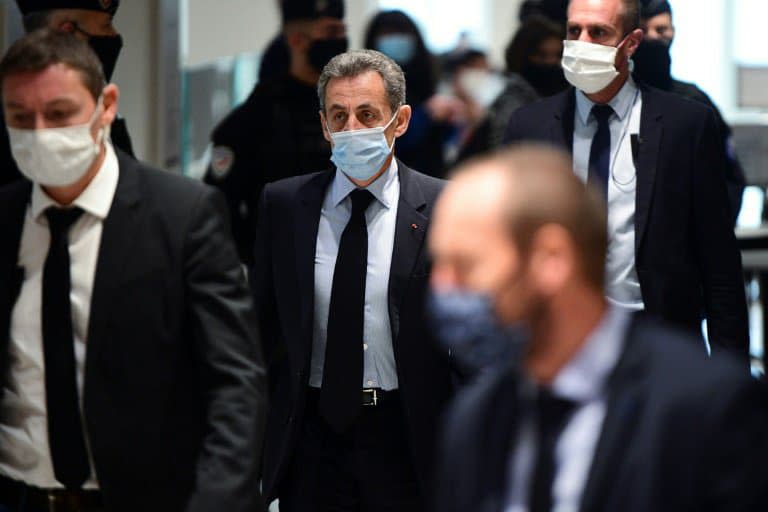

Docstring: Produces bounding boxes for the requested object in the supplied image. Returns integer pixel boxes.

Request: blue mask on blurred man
[428,289,529,376]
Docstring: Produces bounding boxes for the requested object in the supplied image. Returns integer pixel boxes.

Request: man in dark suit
[0,30,265,511]
[429,146,768,512]
[253,49,452,511]
[504,0,749,360]
[1,0,136,189]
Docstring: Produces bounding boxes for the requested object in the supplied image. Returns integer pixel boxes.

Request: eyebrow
[4,98,80,111]
[568,21,615,32]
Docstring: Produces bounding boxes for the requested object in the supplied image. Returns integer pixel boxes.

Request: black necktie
[319,189,375,433]
[42,207,90,490]
[528,388,576,512]
[588,104,614,203]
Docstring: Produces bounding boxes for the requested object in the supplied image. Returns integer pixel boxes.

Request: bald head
[430,144,607,310]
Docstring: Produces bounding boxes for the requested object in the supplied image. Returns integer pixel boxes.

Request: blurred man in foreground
[431,146,768,512]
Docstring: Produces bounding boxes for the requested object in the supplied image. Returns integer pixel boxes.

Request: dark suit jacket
[252,161,453,503]
[504,84,749,358]
[0,151,266,512]
[436,315,768,512]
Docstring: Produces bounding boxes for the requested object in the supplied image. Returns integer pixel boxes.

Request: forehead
[2,63,92,106]
[324,70,388,110]
[568,0,623,28]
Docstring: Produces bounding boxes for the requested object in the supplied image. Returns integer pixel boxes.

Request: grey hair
[318,49,406,114]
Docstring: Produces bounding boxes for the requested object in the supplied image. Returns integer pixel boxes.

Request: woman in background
[364,10,459,178]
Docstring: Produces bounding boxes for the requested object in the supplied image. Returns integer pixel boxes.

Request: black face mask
[74,25,123,82]
[307,37,348,73]
[521,62,568,97]
[631,39,672,90]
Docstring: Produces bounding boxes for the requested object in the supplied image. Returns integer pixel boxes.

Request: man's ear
[100,83,119,126]
[319,110,332,143]
[623,28,644,58]
[393,104,412,138]
[528,224,574,298]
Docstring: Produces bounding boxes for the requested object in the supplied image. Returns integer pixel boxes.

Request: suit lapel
[85,154,142,368]
[295,171,334,358]
[387,162,428,344]
[579,316,648,512]
[635,86,662,252]
[550,89,577,151]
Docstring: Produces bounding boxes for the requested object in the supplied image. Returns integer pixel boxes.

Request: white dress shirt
[573,78,644,310]
[0,143,119,489]
[505,306,630,512]
[310,158,400,390]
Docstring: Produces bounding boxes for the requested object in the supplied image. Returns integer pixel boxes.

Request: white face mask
[561,39,623,94]
[327,111,398,182]
[457,69,507,109]
[8,96,107,187]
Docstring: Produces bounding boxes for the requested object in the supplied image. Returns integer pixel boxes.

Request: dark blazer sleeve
[692,110,749,357]
[251,184,281,369]
[182,187,267,512]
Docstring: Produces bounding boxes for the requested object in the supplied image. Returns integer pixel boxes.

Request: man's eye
[48,110,70,120]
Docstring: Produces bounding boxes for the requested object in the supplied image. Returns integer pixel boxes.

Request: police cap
[16,0,119,16]
[281,0,344,24]
[640,0,672,19]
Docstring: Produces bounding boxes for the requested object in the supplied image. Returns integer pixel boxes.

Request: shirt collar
[575,75,638,126]
[32,141,120,222]
[550,306,630,403]
[330,157,399,210]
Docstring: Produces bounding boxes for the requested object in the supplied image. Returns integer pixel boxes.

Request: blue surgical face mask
[327,111,398,182]
[375,34,416,65]
[428,289,529,376]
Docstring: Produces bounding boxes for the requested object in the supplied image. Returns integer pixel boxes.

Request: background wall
[112,0,156,164]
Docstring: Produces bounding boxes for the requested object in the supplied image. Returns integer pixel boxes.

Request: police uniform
[1,0,135,188]
[204,0,346,265]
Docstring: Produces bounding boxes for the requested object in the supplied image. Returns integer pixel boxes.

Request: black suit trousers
[279,391,422,512]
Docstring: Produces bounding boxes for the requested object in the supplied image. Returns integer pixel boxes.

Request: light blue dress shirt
[309,158,400,390]
[505,306,630,512]
[573,77,644,310]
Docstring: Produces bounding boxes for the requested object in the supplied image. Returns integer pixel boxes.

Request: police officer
[204,0,347,264]
[0,0,134,188]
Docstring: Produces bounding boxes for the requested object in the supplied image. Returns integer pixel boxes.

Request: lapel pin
[411,223,418,230]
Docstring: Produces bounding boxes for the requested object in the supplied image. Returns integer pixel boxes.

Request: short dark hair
[0,28,105,100]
